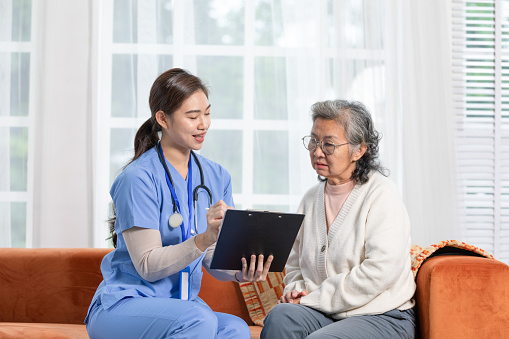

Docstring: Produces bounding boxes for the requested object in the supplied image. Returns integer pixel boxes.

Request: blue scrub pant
[86,297,250,339]
[260,303,415,339]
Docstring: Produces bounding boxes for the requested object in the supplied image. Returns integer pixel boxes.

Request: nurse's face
[309,118,364,185]
[163,90,211,152]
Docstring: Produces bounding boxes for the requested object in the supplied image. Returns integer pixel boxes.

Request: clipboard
[209,209,305,272]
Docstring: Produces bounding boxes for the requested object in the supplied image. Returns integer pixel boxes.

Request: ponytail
[107,202,117,247]
[108,117,161,247]
[133,117,161,163]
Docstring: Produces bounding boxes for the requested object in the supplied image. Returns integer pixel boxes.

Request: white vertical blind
[452,0,509,263]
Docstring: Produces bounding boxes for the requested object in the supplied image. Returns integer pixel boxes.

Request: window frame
[0,0,37,248]
[93,0,387,247]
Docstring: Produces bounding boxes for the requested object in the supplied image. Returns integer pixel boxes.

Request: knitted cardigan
[284,171,416,319]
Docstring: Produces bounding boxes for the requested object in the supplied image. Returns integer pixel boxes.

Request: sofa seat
[0,322,261,339]
[0,323,88,339]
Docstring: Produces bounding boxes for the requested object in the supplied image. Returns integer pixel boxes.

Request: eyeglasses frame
[302,136,350,155]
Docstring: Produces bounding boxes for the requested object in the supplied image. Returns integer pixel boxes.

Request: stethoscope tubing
[155,142,212,235]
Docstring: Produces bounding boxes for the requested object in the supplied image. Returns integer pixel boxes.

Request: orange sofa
[0,248,260,339]
[1,247,508,339]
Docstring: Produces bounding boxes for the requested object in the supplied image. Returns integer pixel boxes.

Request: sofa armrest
[415,255,509,339]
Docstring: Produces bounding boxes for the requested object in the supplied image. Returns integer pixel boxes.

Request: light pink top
[324,180,356,231]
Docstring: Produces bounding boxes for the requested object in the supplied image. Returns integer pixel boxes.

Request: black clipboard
[209,209,305,272]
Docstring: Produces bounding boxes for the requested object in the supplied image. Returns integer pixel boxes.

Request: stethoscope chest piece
[156,142,212,237]
[168,213,183,228]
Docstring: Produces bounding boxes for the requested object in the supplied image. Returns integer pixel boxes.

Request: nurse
[85,68,273,339]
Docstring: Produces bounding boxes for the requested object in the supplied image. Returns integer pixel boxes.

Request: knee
[219,315,250,339]
[175,305,218,336]
[264,303,296,327]
[261,303,299,338]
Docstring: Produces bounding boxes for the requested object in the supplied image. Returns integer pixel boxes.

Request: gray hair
[310,100,387,183]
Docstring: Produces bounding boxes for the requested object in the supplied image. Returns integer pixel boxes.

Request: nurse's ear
[155,110,170,129]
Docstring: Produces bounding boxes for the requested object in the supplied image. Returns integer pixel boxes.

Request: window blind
[451,0,508,263]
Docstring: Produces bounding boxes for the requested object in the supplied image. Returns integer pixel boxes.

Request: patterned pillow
[239,271,285,326]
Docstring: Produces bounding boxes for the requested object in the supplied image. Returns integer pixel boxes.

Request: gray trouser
[260,303,416,339]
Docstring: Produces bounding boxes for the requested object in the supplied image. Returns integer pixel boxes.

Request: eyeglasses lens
[303,136,315,151]
[323,142,334,155]
[303,136,337,155]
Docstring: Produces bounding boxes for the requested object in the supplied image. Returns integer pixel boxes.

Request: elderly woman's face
[309,118,364,185]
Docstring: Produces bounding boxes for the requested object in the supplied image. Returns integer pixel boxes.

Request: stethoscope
[155,141,212,240]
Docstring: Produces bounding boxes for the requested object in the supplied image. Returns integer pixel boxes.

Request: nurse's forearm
[123,227,204,282]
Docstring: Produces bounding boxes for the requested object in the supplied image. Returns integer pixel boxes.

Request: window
[0,0,34,247]
[452,0,509,263]
[94,0,386,247]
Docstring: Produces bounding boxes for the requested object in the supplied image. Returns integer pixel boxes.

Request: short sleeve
[111,167,161,233]
[222,170,234,208]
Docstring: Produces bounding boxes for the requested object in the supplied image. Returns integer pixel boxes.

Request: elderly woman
[261,100,416,339]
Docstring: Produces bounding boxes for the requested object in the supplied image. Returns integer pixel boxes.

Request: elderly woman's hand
[234,254,273,282]
[278,289,309,304]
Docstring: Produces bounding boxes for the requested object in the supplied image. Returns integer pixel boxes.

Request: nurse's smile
[194,132,206,143]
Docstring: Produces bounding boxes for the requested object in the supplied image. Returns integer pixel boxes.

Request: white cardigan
[284,171,416,319]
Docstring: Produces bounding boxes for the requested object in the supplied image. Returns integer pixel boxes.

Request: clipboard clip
[245,208,284,216]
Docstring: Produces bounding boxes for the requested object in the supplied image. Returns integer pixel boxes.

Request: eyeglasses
[302,136,349,155]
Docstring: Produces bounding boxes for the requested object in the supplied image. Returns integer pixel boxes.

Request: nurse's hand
[235,254,273,282]
[195,200,231,251]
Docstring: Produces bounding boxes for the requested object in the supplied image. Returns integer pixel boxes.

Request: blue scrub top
[86,147,234,318]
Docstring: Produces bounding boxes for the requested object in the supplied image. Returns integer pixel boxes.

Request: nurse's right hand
[194,200,231,251]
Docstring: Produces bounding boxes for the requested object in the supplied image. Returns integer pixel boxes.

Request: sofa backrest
[0,248,111,324]
[0,247,253,326]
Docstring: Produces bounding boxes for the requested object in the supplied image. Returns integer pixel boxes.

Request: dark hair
[310,99,387,184]
[108,68,209,247]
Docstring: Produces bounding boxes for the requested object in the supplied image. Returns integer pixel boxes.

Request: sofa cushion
[0,322,262,339]
[0,323,89,339]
